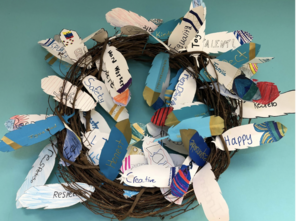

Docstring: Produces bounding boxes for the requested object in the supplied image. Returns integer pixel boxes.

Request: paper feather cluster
[0,0,294,220]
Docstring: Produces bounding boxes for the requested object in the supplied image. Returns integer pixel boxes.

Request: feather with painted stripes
[151,107,173,126]
[253,81,280,105]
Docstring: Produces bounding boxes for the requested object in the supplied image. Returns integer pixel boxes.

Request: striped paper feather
[164,68,184,106]
[151,107,173,126]
[253,82,280,105]
[240,63,258,79]
[171,165,191,197]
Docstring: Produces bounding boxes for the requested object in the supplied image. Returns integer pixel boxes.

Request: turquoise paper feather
[164,67,184,106]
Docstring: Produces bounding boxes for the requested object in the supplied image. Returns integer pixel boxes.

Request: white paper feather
[193,163,229,221]
[246,57,274,64]
[106,8,158,33]
[5,114,52,131]
[16,142,58,208]
[18,182,95,209]
[41,75,96,111]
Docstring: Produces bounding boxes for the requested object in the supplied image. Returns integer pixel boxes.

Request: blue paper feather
[164,67,184,106]
[191,0,206,8]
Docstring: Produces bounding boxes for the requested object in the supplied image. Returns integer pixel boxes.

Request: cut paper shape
[171,164,191,197]
[0,115,71,152]
[165,102,211,127]
[190,0,206,9]
[202,30,253,54]
[82,76,129,121]
[120,155,148,173]
[18,183,95,209]
[59,29,92,68]
[103,45,132,93]
[168,7,205,52]
[99,119,131,180]
[151,107,173,126]
[147,19,182,44]
[212,121,287,151]
[146,122,188,155]
[42,75,96,111]
[16,141,58,208]
[187,16,206,53]
[106,8,158,33]
[130,123,146,144]
[38,38,73,64]
[79,110,111,133]
[44,53,74,78]
[143,52,170,107]
[142,136,175,168]
[87,130,109,165]
[165,68,184,106]
[180,129,210,166]
[253,82,280,105]
[162,116,224,142]
[169,154,186,168]
[232,74,261,101]
[239,63,258,79]
[5,114,52,131]
[149,18,163,26]
[235,90,295,119]
[170,68,197,107]
[193,163,229,221]
[121,25,149,36]
[83,28,108,43]
[152,69,171,110]
[126,145,144,156]
[118,165,178,187]
[246,57,274,64]
[59,128,82,166]
[82,129,109,150]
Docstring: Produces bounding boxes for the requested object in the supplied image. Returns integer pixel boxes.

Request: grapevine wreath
[0,1,294,221]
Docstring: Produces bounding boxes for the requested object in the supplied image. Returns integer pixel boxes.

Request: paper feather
[235,90,295,118]
[190,0,206,9]
[0,115,71,152]
[152,69,170,110]
[18,183,95,209]
[168,7,205,52]
[239,63,258,79]
[42,75,96,111]
[246,57,274,64]
[5,114,52,131]
[99,119,131,180]
[212,121,287,151]
[193,163,229,221]
[44,53,75,78]
[82,76,129,122]
[253,82,279,104]
[143,52,170,106]
[79,110,111,133]
[106,8,158,33]
[165,102,211,126]
[16,141,58,208]
[164,68,184,106]
[120,155,148,173]
[151,107,173,126]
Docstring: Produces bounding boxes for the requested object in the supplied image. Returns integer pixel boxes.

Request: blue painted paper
[60,129,82,166]
[191,0,206,8]
[164,67,184,106]
[0,115,72,152]
[216,43,261,69]
[147,19,182,44]
[99,127,129,180]
[174,104,211,121]
[189,131,211,167]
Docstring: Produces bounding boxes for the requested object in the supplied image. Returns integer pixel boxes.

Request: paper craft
[180,129,210,166]
[157,116,224,142]
[190,0,206,9]
[147,19,182,44]
[168,7,205,52]
[164,68,184,106]
[0,114,72,152]
[42,76,96,111]
[202,30,253,54]
[83,28,108,43]
[118,165,178,187]
[106,8,158,33]
[149,18,163,26]
[193,163,229,221]
[143,52,170,107]
[44,53,74,78]
[165,102,211,127]
[120,155,148,173]
[169,154,186,168]
[232,74,261,101]
[103,45,132,93]
[16,141,58,208]
[38,38,73,64]
[5,114,52,131]
[253,82,279,105]
[60,128,82,166]
[239,63,258,79]
[151,107,173,126]
[99,119,131,180]
[171,164,191,197]
[247,57,274,64]
[18,182,95,209]
[121,25,149,36]
[152,69,170,110]
[60,29,92,68]
[236,90,295,118]
[186,15,206,54]
[130,123,146,144]
[146,122,188,155]
[212,121,287,151]
[82,76,129,121]
[126,145,144,156]
[82,129,109,149]
[170,68,197,107]
[79,110,111,133]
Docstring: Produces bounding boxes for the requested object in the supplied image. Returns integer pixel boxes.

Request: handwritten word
[170,26,192,51]
[108,50,117,63]
[106,140,123,168]
[254,102,277,109]
[115,66,124,87]
[213,61,226,76]
[143,25,154,33]
[189,140,208,161]
[191,29,202,48]
[89,151,100,165]
[53,191,77,198]
[105,72,115,89]
[83,78,104,103]
[204,39,236,50]
[156,59,168,91]
[29,124,57,139]
[126,172,156,184]
[155,31,172,39]
[171,73,190,106]
[224,134,252,146]
[30,149,55,183]
[221,49,248,67]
